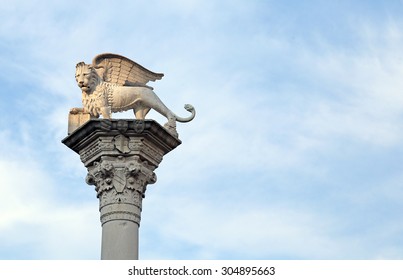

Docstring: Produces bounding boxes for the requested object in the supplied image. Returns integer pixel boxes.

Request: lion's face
[75,63,98,93]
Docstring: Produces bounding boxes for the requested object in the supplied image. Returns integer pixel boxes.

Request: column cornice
[62,119,181,167]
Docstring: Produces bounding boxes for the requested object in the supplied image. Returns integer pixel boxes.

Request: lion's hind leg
[133,106,150,119]
[162,113,178,137]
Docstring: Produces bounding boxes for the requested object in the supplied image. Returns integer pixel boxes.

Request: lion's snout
[77,81,89,91]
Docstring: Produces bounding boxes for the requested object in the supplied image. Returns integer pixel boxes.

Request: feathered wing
[92,53,164,88]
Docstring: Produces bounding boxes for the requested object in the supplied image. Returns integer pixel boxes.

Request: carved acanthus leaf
[86,155,156,197]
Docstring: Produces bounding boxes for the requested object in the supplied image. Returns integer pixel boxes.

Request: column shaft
[101,220,139,259]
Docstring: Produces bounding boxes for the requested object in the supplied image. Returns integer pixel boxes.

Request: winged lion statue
[69,53,195,137]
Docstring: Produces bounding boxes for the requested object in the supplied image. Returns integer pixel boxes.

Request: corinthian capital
[85,155,157,226]
[86,155,156,198]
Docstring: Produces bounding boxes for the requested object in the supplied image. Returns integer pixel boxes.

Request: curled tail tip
[184,104,195,111]
[175,103,196,123]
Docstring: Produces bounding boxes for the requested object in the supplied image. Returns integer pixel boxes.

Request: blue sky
[1,0,403,259]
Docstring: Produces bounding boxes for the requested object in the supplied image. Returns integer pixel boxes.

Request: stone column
[62,119,181,259]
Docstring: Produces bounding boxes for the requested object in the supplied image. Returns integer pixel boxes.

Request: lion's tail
[175,104,196,123]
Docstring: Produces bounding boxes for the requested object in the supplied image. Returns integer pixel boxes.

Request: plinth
[62,119,181,259]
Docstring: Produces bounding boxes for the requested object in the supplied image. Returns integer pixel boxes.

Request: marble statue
[69,53,195,137]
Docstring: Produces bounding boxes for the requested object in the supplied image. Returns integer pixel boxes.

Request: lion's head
[75,62,100,94]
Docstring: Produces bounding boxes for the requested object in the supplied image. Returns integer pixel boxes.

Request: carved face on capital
[75,62,97,93]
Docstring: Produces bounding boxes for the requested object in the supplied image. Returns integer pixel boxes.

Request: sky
[1,0,403,260]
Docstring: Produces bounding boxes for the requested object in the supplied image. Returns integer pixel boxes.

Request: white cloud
[0,146,100,259]
[292,22,403,147]
[141,193,401,259]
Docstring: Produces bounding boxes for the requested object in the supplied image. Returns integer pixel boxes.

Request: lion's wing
[92,53,164,86]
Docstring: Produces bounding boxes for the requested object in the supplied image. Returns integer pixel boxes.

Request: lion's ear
[92,53,164,86]
[76,61,86,68]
